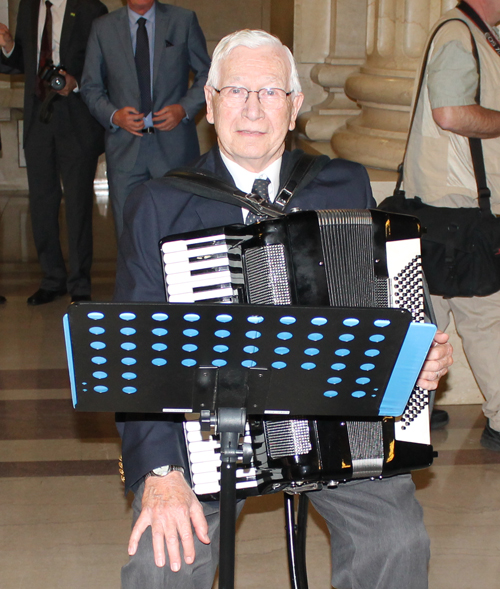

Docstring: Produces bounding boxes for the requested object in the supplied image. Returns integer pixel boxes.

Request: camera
[40,64,66,91]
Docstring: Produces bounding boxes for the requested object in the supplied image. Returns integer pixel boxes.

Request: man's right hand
[128,470,210,571]
[112,107,145,137]
[0,24,14,54]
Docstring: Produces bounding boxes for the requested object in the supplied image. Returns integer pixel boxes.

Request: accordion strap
[164,150,329,218]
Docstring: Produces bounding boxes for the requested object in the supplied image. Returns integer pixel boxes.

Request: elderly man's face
[205,45,304,173]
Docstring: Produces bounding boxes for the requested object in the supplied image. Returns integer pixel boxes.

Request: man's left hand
[153,104,185,131]
[416,330,453,390]
[56,70,78,96]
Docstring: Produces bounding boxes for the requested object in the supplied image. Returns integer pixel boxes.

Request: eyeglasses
[213,86,293,109]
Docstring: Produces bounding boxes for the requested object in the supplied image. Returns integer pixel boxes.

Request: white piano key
[188,440,220,453]
[191,460,222,474]
[193,482,223,495]
[192,471,221,485]
[186,430,203,442]
[168,287,235,303]
[190,449,221,464]
[161,234,228,253]
[167,274,233,295]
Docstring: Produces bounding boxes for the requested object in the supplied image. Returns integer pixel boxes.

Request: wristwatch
[146,465,185,479]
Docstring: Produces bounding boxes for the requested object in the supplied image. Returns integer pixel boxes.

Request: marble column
[330,0,456,171]
[296,0,367,152]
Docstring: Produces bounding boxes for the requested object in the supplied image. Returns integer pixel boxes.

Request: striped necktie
[245,177,271,225]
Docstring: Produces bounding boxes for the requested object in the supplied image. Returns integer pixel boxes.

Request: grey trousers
[121,474,429,589]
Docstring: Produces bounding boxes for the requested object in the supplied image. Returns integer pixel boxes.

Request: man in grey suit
[81,0,210,237]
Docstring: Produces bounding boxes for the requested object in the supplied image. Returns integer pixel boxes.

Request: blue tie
[135,18,152,117]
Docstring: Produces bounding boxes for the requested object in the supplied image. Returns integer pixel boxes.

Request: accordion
[159,209,434,498]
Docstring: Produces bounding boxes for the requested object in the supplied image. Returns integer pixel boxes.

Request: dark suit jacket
[81,2,210,173]
[0,0,107,154]
[113,147,376,493]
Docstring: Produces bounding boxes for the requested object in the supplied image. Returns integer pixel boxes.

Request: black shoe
[71,294,91,303]
[430,408,449,430]
[480,420,500,452]
[0,295,6,304]
[27,288,67,306]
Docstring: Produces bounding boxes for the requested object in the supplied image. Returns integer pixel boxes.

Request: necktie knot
[137,17,146,29]
[246,177,271,225]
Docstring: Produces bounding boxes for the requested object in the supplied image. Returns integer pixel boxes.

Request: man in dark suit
[114,30,453,589]
[81,0,210,238]
[0,0,107,305]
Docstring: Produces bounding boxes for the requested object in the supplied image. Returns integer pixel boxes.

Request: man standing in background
[0,0,107,305]
[81,0,211,238]
[404,0,500,450]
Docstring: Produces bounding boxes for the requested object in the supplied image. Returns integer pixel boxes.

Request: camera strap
[39,90,58,124]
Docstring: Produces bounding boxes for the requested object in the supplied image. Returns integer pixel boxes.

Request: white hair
[207,29,302,94]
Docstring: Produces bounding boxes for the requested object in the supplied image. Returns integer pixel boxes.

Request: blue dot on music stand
[308,333,323,341]
[152,313,168,321]
[360,363,375,371]
[365,349,380,357]
[183,329,199,337]
[335,349,350,357]
[280,316,296,325]
[343,318,359,327]
[181,359,197,367]
[374,319,391,328]
[301,362,316,370]
[304,348,319,356]
[243,346,259,354]
[242,360,257,368]
[277,332,293,340]
[311,317,327,326]
[90,341,106,350]
[216,314,233,323]
[182,344,197,352]
[272,361,287,370]
[89,327,105,335]
[94,386,108,393]
[121,327,136,336]
[328,377,342,384]
[245,330,261,339]
[121,357,137,366]
[123,387,137,394]
[212,359,227,367]
[91,356,107,365]
[214,345,229,353]
[93,371,107,379]
[152,343,167,351]
[152,358,167,366]
[215,329,230,338]
[184,313,200,322]
[331,363,346,371]
[274,347,289,355]
[370,334,385,343]
[122,372,137,380]
[121,342,136,351]
[152,328,167,336]
[356,377,371,385]
[352,391,366,398]
[247,315,264,324]
[339,334,355,342]
[324,390,338,398]
[88,312,104,320]
[119,312,136,321]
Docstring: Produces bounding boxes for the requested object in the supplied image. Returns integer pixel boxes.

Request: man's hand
[416,330,453,390]
[128,471,210,571]
[0,23,14,53]
[152,104,185,131]
[56,70,78,97]
[112,107,145,136]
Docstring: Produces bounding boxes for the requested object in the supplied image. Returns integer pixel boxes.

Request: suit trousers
[23,99,98,295]
[107,133,174,239]
[427,193,500,431]
[121,474,429,589]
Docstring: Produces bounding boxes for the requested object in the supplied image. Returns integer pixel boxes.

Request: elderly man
[114,30,453,589]
[404,0,500,450]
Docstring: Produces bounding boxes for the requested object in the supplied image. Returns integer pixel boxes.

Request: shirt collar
[44,0,66,9]
[128,2,155,26]
[220,152,282,203]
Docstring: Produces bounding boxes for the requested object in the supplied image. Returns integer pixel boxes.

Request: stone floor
[0,261,500,589]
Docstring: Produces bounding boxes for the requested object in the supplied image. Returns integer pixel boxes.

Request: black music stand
[63,302,436,589]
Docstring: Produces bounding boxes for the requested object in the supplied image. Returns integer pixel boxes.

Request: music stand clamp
[63,301,436,589]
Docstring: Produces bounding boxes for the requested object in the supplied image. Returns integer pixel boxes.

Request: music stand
[63,301,436,589]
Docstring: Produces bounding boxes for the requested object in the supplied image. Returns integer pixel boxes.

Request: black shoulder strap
[164,150,329,217]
